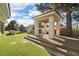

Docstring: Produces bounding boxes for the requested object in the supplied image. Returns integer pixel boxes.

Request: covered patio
[31,11,79,55]
[34,11,62,38]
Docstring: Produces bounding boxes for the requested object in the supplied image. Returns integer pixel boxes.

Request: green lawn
[0,33,49,56]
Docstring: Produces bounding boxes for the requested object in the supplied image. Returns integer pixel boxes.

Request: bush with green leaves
[72,29,79,38]
[75,30,79,35]
[6,30,16,35]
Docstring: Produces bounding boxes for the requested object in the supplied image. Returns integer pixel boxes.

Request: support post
[56,20,60,36]
[49,16,55,38]
[34,20,39,36]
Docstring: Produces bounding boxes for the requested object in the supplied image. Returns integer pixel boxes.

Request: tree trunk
[66,10,72,37]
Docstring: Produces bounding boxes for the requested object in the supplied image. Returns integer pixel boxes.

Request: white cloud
[22,16,30,19]
[11,10,22,17]
[28,10,41,17]
[10,3,33,10]
[32,6,37,10]
[16,19,34,27]
[7,18,15,23]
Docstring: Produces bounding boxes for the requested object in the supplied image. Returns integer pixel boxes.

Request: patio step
[56,36,79,51]
[24,36,79,55]
[53,37,79,55]
[24,37,69,56]
[57,36,79,40]
[43,36,79,55]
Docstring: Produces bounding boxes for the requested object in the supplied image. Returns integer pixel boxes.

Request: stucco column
[34,20,39,35]
[56,20,60,36]
[49,16,55,38]
[43,23,47,34]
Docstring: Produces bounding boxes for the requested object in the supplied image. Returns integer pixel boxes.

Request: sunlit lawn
[0,33,49,56]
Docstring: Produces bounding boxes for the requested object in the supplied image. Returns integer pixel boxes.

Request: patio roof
[34,10,62,23]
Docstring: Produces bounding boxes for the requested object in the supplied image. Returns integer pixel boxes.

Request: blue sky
[6,3,41,27]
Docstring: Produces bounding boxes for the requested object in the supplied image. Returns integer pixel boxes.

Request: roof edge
[33,10,62,20]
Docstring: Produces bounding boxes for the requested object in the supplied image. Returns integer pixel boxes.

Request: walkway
[24,34,79,56]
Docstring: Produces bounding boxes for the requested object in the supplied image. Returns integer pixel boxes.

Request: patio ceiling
[0,3,10,22]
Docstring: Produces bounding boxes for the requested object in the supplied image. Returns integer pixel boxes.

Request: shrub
[74,30,79,35]
[6,30,16,35]
[15,31,21,34]
[72,29,79,38]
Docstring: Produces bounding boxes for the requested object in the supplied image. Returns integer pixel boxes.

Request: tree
[27,24,34,34]
[6,20,19,31]
[19,24,26,32]
[72,12,79,29]
[36,3,79,36]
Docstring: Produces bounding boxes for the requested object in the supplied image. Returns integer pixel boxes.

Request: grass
[0,33,49,56]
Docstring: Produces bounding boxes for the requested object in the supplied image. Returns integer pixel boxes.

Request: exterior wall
[0,3,10,34]
[0,23,1,35]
